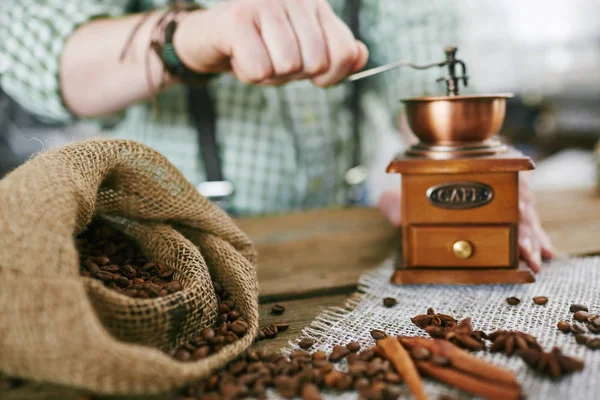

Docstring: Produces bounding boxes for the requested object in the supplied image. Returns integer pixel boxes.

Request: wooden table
[236,188,600,355]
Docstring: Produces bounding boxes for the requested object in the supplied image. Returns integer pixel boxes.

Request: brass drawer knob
[452,240,473,259]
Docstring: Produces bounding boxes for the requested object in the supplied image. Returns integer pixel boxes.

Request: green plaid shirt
[0,0,459,215]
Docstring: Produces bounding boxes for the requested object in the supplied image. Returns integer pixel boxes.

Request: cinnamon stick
[416,361,521,400]
[377,336,428,400]
[399,336,518,386]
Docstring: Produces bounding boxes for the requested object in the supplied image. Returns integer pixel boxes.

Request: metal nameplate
[426,181,493,210]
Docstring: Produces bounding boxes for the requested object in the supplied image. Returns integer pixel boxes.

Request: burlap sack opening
[82,215,219,350]
[0,139,259,395]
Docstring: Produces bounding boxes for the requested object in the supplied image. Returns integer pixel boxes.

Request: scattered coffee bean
[370,329,387,340]
[557,320,571,333]
[589,325,600,334]
[383,297,397,308]
[273,322,289,332]
[262,325,278,339]
[575,334,589,345]
[570,304,588,313]
[571,324,587,335]
[533,296,548,305]
[299,338,315,350]
[410,346,431,361]
[271,304,285,315]
[301,383,322,400]
[346,341,361,353]
[312,351,326,361]
[506,297,520,306]
[574,311,591,321]
[587,338,600,350]
[329,345,350,362]
[230,320,249,337]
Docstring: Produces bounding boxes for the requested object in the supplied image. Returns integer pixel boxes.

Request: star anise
[488,330,541,356]
[411,308,457,334]
[444,318,487,351]
[518,347,584,380]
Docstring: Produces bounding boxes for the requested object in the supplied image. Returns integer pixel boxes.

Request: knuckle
[277,58,302,75]
[305,57,329,75]
[230,2,252,23]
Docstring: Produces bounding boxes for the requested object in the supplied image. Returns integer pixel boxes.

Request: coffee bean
[230,320,248,337]
[410,346,431,361]
[262,325,278,339]
[271,304,285,315]
[94,256,110,266]
[312,351,326,361]
[201,327,215,340]
[533,296,548,305]
[328,345,350,362]
[219,304,230,315]
[256,330,266,341]
[275,375,298,398]
[346,341,361,353]
[575,334,589,345]
[587,338,600,350]
[589,325,600,334]
[383,297,397,308]
[347,353,360,364]
[227,310,241,321]
[101,264,120,273]
[385,372,402,384]
[175,349,191,362]
[158,268,174,279]
[273,322,289,332]
[506,297,520,305]
[359,349,376,362]
[574,311,591,321]
[571,324,587,335]
[120,264,136,279]
[228,360,247,376]
[570,304,588,313]
[115,276,130,288]
[95,271,115,281]
[348,362,368,376]
[354,377,370,391]
[299,338,315,350]
[557,320,571,333]
[192,346,210,359]
[301,383,322,400]
[370,329,387,340]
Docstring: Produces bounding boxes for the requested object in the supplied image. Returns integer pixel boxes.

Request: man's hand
[377,176,554,272]
[174,0,369,87]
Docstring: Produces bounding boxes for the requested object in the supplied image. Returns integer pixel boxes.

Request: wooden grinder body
[387,148,536,285]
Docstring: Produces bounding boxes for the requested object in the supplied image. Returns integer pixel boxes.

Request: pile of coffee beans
[557,304,600,350]
[177,341,404,400]
[76,219,183,298]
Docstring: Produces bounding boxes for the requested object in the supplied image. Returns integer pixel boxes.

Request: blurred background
[1,0,599,191]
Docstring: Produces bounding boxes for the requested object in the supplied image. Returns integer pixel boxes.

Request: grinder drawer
[406,225,514,268]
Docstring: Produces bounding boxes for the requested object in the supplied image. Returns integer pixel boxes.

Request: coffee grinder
[383,46,535,285]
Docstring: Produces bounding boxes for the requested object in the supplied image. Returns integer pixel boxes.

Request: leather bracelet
[162,18,217,86]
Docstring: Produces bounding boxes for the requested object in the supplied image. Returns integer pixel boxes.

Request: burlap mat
[281,256,600,399]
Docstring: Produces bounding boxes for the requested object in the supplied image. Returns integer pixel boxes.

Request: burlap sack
[0,139,259,395]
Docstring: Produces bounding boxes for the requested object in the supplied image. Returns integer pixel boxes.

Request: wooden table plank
[535,189,600,256]
[253,294,349,354]
[236,207,400,301]
[237,189,600,301]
